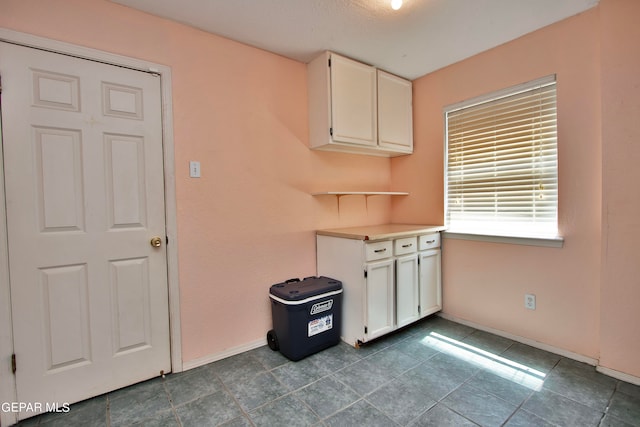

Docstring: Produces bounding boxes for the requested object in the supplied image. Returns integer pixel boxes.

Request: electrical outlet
[525,294,536,310]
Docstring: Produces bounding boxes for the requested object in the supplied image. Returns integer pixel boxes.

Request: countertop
[316,224,446,241]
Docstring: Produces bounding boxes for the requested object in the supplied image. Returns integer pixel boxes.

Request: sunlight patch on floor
[421,332,545,390]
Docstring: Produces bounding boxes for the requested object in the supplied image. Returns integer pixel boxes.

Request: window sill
[443,231,564,248]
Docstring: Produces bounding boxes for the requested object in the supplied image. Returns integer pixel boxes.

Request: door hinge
[328,58,331,67]
[330,127,333,136]
[11,353,16,374]
[364,270,367,278]
[0,74,3,94]
[166,236,169,245]
[364,326,368,334]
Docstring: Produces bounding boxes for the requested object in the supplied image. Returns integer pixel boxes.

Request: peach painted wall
[4,0,638,380]
[599,0,640,378]
[392,9,603,359]
[393,0,640,378]
[0,0,393,363]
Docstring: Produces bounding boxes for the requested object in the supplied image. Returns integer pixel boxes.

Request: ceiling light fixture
[391,0,403,10]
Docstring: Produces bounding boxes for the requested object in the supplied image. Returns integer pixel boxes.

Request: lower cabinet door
[396,253,420,328]
[419,249,442,318]
[364,258,395,340]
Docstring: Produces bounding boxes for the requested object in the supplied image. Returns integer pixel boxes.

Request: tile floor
[16,316,640,426]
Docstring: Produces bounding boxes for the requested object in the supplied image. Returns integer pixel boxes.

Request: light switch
[189,161,201,178]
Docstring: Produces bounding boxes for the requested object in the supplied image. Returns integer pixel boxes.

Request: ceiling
[111,0,599,80]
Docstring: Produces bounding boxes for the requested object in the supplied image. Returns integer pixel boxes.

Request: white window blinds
[445,76,558,238]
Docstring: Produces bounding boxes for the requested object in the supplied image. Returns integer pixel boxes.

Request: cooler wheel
[266,329,279,351]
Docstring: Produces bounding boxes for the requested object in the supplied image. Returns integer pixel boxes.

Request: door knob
[150,236,162,248]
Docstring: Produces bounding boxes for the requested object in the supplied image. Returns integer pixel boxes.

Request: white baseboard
[181,337,267,371]
[437,313,599,366]
[597,366,640,386]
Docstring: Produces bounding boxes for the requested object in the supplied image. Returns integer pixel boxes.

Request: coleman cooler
[267,276,342,361]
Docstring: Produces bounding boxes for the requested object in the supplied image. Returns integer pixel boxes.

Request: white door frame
[0,28,182,427]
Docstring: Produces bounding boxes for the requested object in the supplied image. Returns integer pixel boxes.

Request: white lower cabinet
[364,259,395,340]
[396,253,419,328]
[316,230,442,347]
[419,249,442,319]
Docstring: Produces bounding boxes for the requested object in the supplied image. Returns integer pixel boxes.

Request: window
[445,76,558,239]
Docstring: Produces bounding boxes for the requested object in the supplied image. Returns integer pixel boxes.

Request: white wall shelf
[312,192,409,212]
[311,191,409,196]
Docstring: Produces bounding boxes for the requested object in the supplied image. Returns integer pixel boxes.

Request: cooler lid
[269,276,342,301]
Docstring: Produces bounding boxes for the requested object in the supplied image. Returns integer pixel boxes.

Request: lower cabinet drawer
[365,240,393,261]
[419,233,440,250]
[394,237,417,255]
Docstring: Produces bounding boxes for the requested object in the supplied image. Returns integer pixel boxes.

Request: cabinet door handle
[402,243,413,248]
[374,248,387,253]
[426,240,436,244]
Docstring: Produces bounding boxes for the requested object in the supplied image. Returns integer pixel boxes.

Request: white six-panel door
[0,41,170,418]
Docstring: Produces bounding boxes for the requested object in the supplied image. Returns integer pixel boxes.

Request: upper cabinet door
[377,70,413,152]
[330,54,377,147]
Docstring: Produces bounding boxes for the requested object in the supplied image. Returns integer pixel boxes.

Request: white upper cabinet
[377,70,413,153]
[308,51,413,157]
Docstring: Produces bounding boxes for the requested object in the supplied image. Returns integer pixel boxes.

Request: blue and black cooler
[267,276,342,361]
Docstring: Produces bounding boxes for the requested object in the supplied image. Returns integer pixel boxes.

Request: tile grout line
[514,355,565,426]
[256,335,422,425]
[359,326,480,425]
[360,333,473,426]
[106,394,111,427]
[211,364,259,427]
[493,340,532,427]
[410,338,535,427]
[260,350,367,424]
[247,375,325,425]
[597,379,620,427]
[161,379,184,427]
